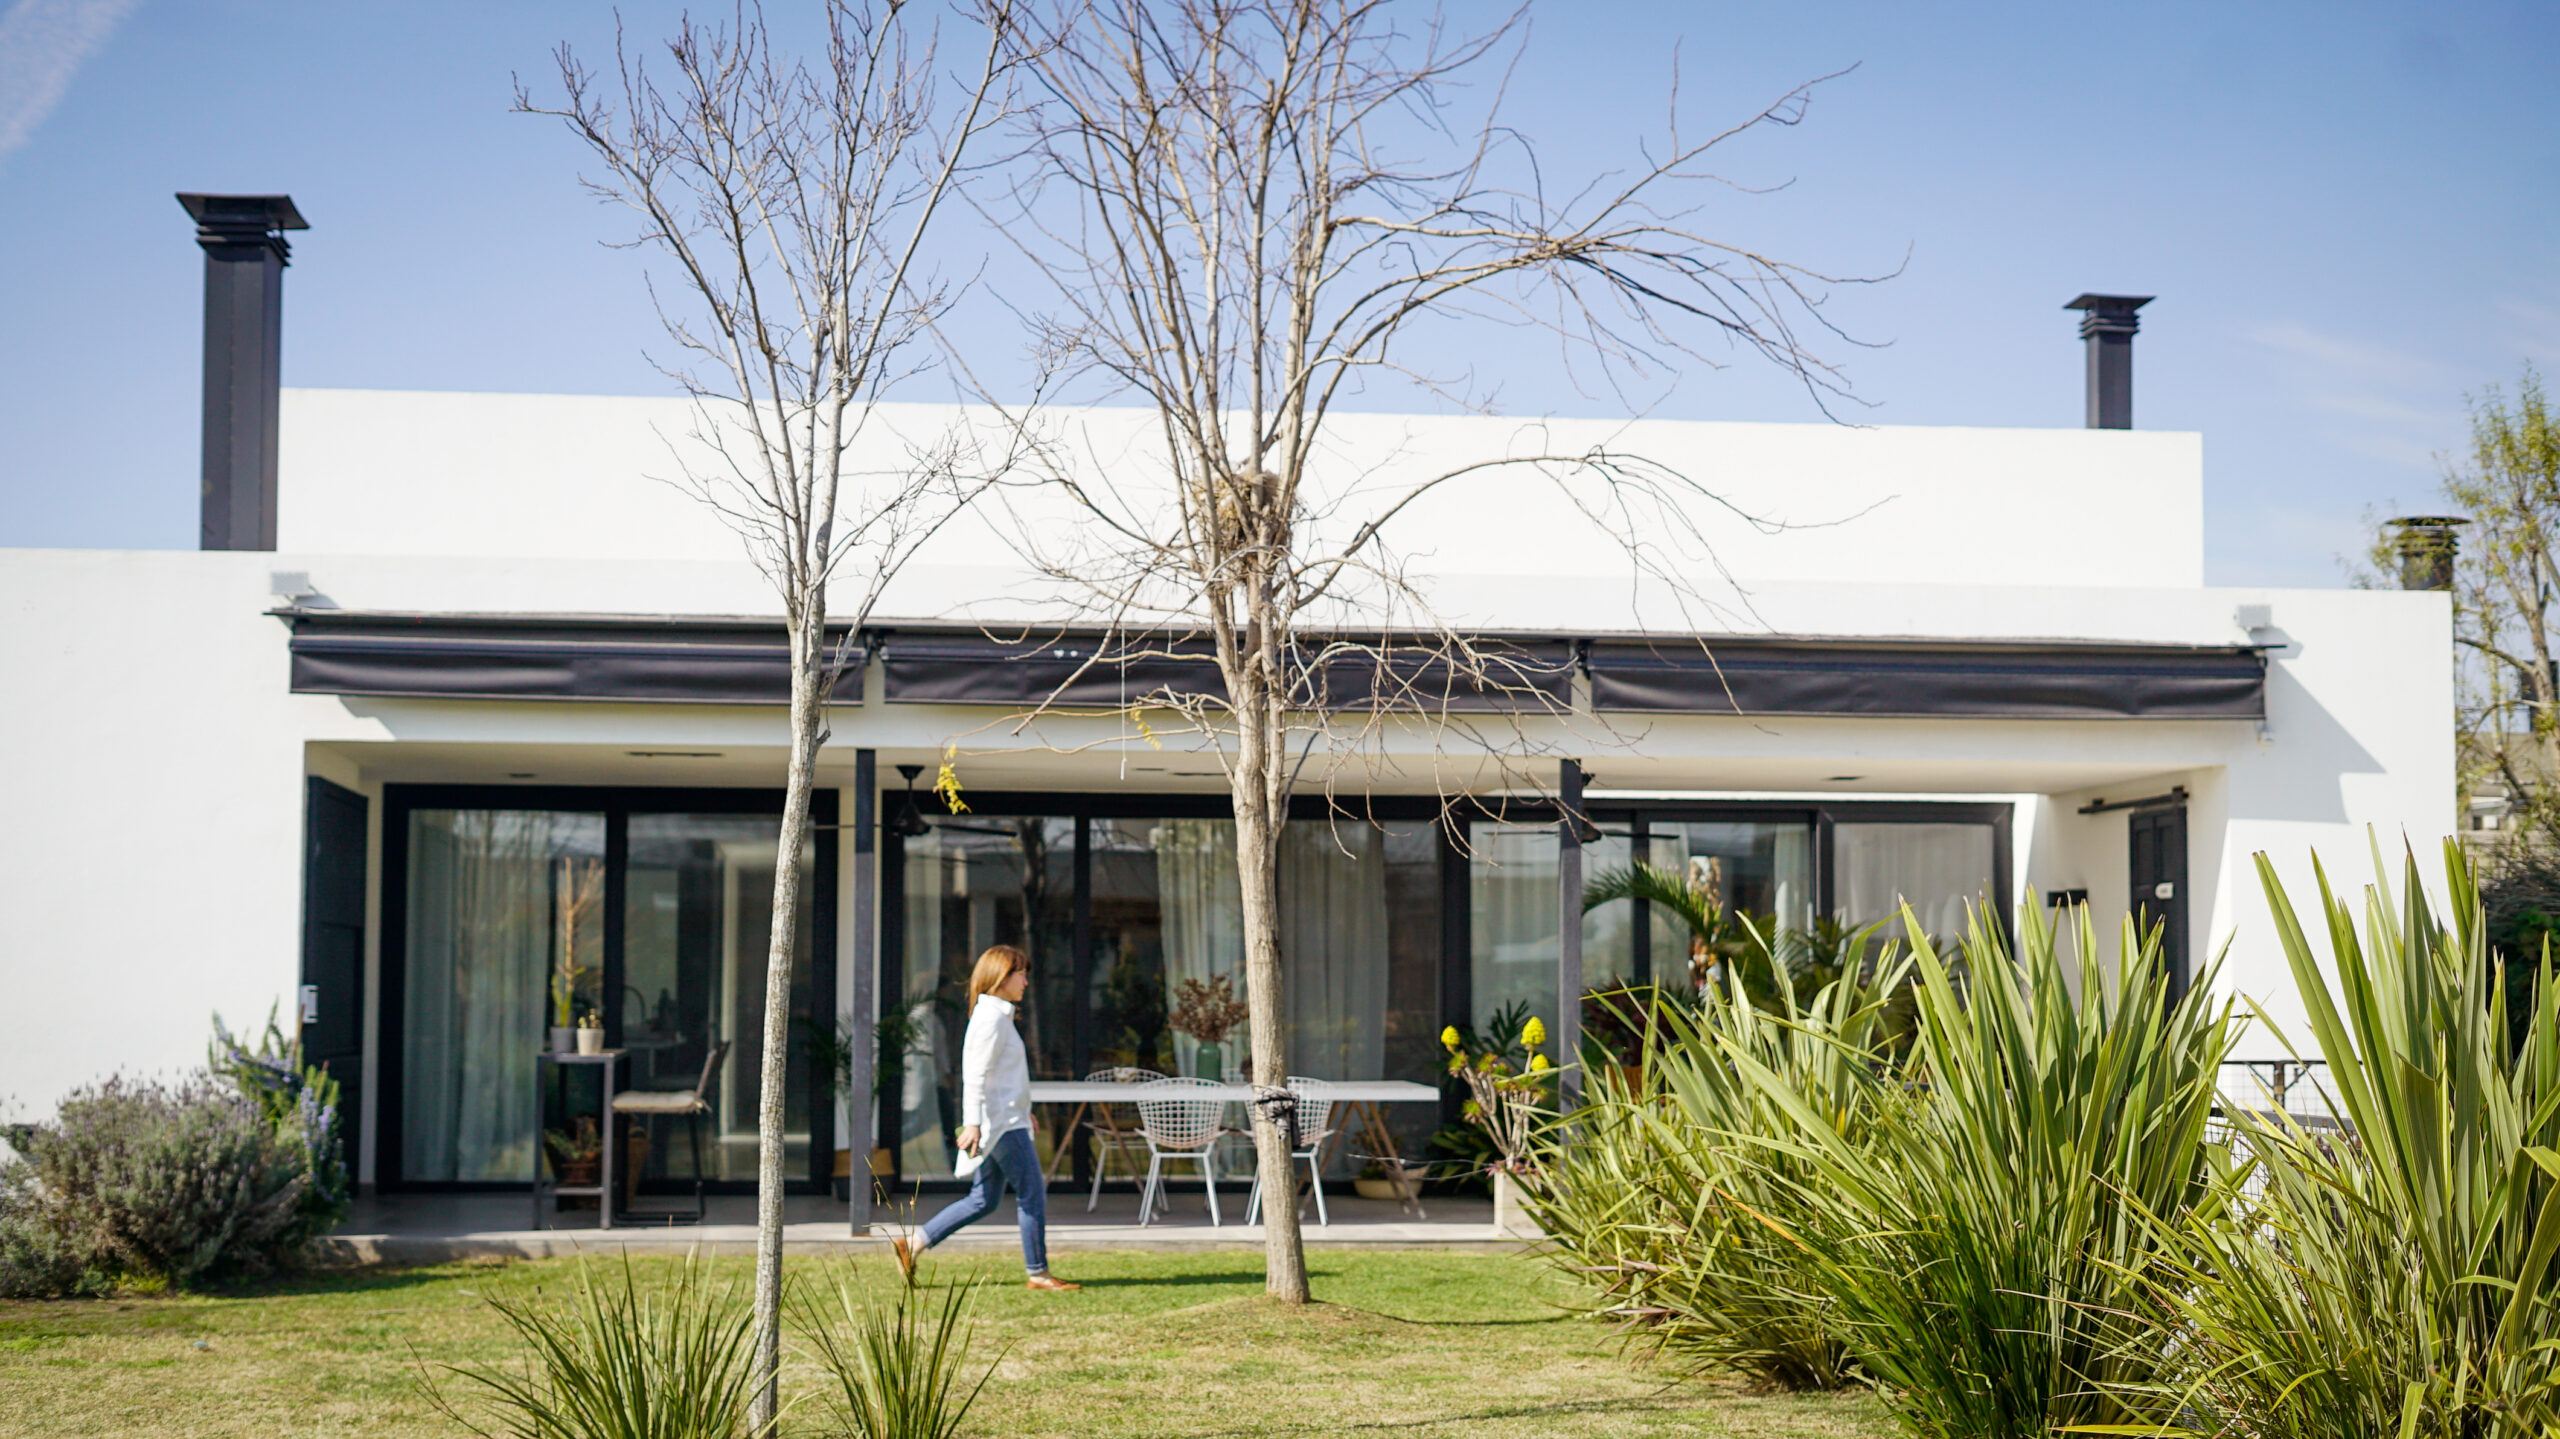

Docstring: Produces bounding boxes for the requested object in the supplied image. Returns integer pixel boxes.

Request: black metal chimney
[2063,293,2152,430]
[2386,516,2466,591]
[177,193,308,551]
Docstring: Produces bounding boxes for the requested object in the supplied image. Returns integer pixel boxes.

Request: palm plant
[1532,959,1907,1391]
[1711,901,2236,1439]
[2114,841,2560,1438]
[1583,864,1869,1007]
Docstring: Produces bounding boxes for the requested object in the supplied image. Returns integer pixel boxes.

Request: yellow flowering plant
[1442,1014,1555,1175]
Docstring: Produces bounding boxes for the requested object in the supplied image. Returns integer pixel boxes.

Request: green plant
[2111,842,2560,1438]
[1583,866,1885,1015]
[210,1006,351,1247]
[9,1075,309,1290]
[0,1161,109,1299]
[798,1275,1000,1439]
[425,1252,756,1439]
[544,1117,604,1170]
[1534,960,1904,1391]
[1714,901,2235,1438]
[809,1008,924,1106]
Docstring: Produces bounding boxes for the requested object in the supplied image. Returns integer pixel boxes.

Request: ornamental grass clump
[799,1275,999,1439]
[1715,901,2235,1439]
[425,1252,756,1439]
[1531,954,1906,1391]
[2111,842,2560,1438]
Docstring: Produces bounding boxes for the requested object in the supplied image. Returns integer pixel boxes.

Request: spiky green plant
[1531,956,1907,1390]
[798,1276,999,1439]
[424,1252,757,1439]
[2107,841,2560,1438]
[1714,901,2236,1439]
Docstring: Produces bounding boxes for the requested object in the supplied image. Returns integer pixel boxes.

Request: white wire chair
[1133,1078,1228,1227]
[1244,1077,1338,1229]
[1080,1067,1163,1213]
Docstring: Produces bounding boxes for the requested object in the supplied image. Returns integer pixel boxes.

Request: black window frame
[378,783,839,1194]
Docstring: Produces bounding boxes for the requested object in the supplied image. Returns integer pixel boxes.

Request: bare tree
[969,0,1878,1302]
[518,3,1018,1424]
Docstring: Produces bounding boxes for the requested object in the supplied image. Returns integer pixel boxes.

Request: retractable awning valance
[1585,638,2265,721]
[286,612,863,705]
[284,612,2263,720]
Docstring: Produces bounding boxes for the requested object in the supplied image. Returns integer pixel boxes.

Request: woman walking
[894,944,1080,1291]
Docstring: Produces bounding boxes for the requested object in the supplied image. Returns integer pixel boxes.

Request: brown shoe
[1025,1273,1080,1292]
[890,1236,916,1286]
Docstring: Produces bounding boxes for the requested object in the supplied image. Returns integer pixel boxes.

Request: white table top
[1027,1080,1439,1103]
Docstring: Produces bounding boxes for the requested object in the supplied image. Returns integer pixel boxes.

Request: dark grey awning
[287,613,862,705]
[284,612,2263,720]
[1587,639,2265,720]
[877,631,1575,712]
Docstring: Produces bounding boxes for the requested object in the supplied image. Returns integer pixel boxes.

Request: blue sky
[0,0,2552,587]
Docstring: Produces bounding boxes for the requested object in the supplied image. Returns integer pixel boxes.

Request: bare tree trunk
[1231,699,1307,1301]
[751,606,827,1431]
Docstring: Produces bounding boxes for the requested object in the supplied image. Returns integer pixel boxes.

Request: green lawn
[0,1248,1887,1438]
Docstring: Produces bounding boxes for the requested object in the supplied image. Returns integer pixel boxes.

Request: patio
[323,1186,1511,1263]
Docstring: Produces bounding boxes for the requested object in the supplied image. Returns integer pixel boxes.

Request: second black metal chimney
[2064,293,2151,430]
[178,193,308,551]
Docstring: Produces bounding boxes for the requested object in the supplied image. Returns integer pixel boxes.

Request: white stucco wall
[276,389,2206,595]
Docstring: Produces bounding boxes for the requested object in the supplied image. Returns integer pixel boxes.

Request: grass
[0,1249,1888,1438]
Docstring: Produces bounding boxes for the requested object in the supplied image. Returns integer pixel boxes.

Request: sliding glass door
[400,809,604,1183]
[889,805,1444,1180]
[384,787,834,1191]
[623,813,817,1183]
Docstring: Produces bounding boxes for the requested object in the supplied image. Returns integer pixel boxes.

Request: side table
[534,1049,625,1230]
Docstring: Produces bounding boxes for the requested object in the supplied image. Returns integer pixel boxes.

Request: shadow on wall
[2230,628,2378,826]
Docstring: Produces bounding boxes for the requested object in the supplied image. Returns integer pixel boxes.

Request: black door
[303,778,368,1171]
[2128,803,2189,1001]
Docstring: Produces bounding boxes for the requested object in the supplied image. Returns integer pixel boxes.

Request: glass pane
[622,814,817,1184]
[1834,822,1997,949]
[896,816,1074,1179]
[1466,823,1632,1052]
[402,809,604,1183]
[1642,821,1817,984]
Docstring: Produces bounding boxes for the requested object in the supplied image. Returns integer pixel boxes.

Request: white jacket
[959,994,1033,1142]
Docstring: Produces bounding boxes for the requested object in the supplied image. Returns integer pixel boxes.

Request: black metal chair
[611,1039,728,1223]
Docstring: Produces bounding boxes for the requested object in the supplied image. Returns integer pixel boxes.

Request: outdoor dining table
[1029,1079,1442,1217]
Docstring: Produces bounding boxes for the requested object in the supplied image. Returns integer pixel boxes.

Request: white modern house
[0,197,2453,1220]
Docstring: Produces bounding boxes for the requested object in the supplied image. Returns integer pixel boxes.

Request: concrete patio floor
[324,1186,1517,1263]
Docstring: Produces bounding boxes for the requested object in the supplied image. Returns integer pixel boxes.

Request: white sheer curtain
[1277,825,1388,1081]
[1833,822,1996,949]
[403,810,598,1182]
[1468,824,1559,1036]
[899,830,955,1176]
[1152,820,1243,1076]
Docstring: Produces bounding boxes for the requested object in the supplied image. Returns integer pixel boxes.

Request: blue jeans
[917,1126,1048,1275]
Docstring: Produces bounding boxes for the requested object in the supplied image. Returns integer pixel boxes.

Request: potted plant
[543,1115,603,1199]
[1169,973,1250,1080]
[1443,1015,1553,1237]
[809,1006,924,1198]
[574,1009,605,1056]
